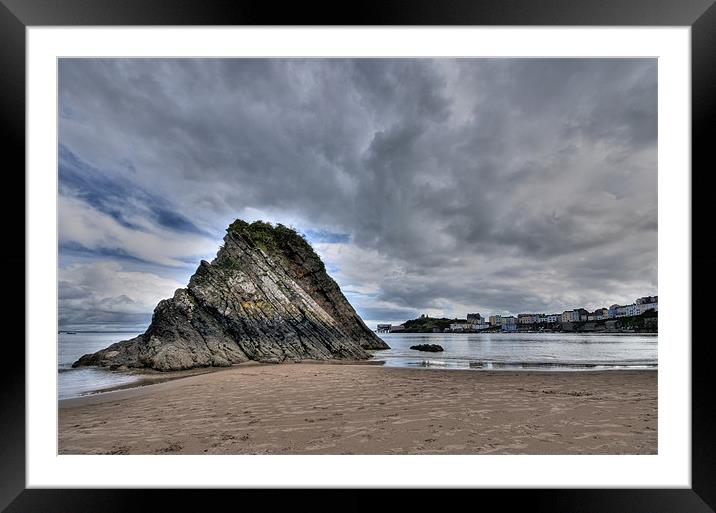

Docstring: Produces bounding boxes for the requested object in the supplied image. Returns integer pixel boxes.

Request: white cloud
[59,261,183,326]
[59,194,217,267]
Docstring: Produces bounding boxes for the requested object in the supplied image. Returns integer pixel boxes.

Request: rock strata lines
[73,220,389,371]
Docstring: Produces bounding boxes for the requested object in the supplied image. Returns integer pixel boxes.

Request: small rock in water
[409,344,444,352]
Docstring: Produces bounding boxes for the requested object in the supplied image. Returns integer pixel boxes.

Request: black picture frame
[2,0,713,511]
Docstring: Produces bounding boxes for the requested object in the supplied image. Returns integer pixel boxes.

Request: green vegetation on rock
[227,219,315,256]
[218,255,242,271]
[402,316,459,333]
[603,310,657,332]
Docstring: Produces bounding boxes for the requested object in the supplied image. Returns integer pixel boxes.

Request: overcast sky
[58,58,657,330]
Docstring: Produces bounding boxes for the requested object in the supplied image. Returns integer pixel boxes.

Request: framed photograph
[3,0,713,511]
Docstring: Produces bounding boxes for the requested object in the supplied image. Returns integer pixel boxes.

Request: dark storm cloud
[59,58,657,326]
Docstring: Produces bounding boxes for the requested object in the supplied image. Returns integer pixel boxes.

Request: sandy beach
[59,364,657,455]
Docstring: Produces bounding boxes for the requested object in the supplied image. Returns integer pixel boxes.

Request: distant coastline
[378,312,658,335]
[378,295,658,335]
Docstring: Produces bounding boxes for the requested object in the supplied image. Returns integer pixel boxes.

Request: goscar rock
[73,220,389,371]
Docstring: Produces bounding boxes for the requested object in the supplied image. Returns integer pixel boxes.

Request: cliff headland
[73,220,388,371]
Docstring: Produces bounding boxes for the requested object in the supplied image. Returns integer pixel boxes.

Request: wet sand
[58,364,657,455]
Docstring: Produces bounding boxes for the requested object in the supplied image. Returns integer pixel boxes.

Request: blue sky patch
[304,229,350,244]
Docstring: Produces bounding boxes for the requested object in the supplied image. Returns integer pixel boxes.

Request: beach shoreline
[60,359,387,404]
[59,363,657,455]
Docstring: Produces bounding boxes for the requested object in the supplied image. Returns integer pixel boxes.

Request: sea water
[372,332,657,371]
[58,331,143,400]
[58,330,657,399]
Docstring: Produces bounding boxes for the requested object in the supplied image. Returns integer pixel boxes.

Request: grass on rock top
[226,219,317,259]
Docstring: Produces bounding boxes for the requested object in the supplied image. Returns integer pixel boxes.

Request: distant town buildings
[450,314,490,332]
[376,295,657,333]
[520,313,562,324]
[609,296,657,318]
[518,314,537,324]
[635,296,658,315]
[609,305,625,318]
[577,308,591,321]
[587,308,609,321]
[562,310,581,322]
[489,314,517,326]
[376,324,405,333]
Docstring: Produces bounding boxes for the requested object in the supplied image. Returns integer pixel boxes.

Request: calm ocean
[58,331,143,400]
[58,331,657,400]
[373,332,657,371]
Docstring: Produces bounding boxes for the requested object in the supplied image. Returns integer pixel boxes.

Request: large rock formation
[73,220,389,371]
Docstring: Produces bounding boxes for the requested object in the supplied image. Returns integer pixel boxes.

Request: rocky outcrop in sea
[409,344,444,352]
[73,220,389,371]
